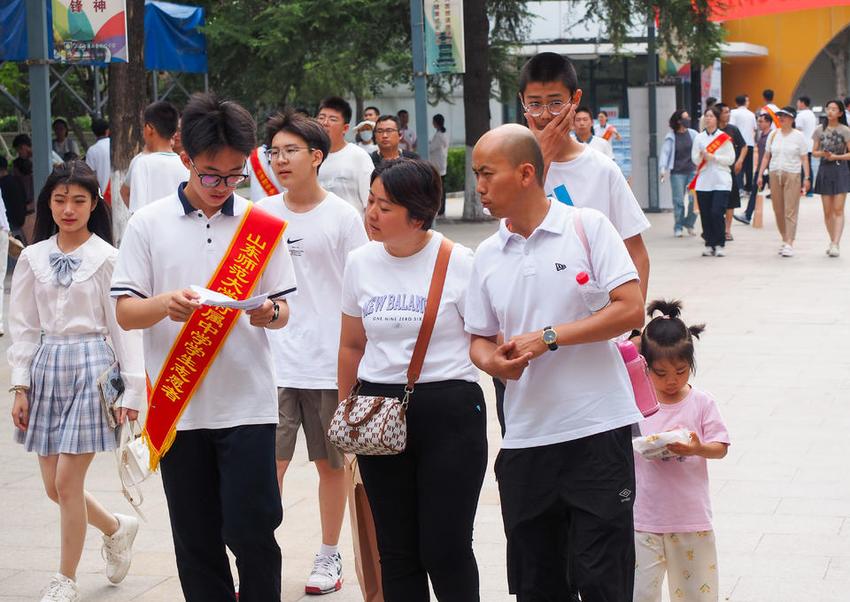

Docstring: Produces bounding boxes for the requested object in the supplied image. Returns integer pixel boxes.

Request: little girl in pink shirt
[633,300,731,602]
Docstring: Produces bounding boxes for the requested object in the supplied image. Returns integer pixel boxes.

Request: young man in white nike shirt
[257,110,368,595]
[316,96,375,216]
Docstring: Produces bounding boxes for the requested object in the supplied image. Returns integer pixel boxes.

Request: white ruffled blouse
[7,234,145,410]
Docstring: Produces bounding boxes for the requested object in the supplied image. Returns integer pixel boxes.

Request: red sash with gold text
[143,204,287,470]
[762,105,780,128]
[601,126,615,141]
[688,132,732,190]
[249,148,281,197]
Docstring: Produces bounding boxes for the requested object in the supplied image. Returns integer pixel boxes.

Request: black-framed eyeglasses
[375,128,399,136]
[264,146,313,162]
[189,160,248,188]
[519,93,567,118]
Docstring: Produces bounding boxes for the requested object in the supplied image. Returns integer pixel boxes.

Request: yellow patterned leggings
[634,530,719,602]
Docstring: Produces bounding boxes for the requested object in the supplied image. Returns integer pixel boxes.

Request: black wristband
[269,300,280,324]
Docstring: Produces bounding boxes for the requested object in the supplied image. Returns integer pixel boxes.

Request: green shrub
[0,116,19,132]
[445,146,465,193]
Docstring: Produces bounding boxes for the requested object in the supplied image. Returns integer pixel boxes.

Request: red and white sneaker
[305,552,343,595]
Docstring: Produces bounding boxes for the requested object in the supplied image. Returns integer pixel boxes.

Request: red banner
[710,0,847,22]
[689,132,732,191]
[142,204,287,470]
[250,147,281,197]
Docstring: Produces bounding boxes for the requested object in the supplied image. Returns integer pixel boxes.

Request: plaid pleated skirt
[15,334,118,456]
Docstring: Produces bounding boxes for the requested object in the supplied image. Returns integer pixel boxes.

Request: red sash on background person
[688,132,732,190]
[762,105,781,128]
[249,147,281,197]
[602,126,615,141]
[143,203,287,470]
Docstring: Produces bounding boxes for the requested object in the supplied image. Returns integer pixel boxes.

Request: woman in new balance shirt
[338,159,485,601]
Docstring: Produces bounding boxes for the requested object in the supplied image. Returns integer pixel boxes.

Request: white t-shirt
[729,107,757,147]
[128,151,188,213]
[464,201,642,449]
[795,109,817,153]
[691,130,735,191]
[341,232,479,385]
[767,129,808,174]
[111,190,297,430]
[576,134,614,159]
[245,145,284,201]
[85,137,111,194]
[429,130,450,175]
[544,146,650,240]
[257,191,368,389]
[399,126,418,153]
[318,143,374,216]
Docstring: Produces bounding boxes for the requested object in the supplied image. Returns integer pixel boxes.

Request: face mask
[361,130,373,142]
[680,118,691,128]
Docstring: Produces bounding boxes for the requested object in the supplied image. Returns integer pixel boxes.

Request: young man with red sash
[111,93,297,601]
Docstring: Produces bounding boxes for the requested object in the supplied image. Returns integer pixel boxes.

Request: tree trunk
[107,0,146,242]
[461,0,489,221]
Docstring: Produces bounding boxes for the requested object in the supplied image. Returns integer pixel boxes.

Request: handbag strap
[406,236,454,389]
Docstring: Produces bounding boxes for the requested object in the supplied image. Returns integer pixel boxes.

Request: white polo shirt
[128,151,189,213]
[544,145,650,240]
[111,186,297,430]
[257,191,368,389]
[575,133,614,159]
[729,107,757,147]
[84,137,111,194]
[464,200,642,449]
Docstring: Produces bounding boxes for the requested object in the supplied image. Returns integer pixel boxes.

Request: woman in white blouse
[338,159,486,600]
[692,106,735,257]
[429,114,450,216]
[7,161,145,600]
[757,106,811,257]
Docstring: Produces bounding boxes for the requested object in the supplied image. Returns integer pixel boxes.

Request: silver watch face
[543,329,557,344]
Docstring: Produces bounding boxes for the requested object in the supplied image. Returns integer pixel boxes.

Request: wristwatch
[541,326,558,351]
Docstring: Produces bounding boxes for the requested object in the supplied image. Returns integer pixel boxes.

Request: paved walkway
[0,194,847,601]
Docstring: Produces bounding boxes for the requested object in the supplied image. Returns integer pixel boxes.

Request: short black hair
[669,109,688,130]
[376,114,401,130]
[574,105,593,119]
[144,100,180,139]
[762,89,774,102]
[433,113,445,133]
[52,118,68,129]
[735,94,747,106]
[181,93,256,158]
[12,134,31,148]
[797,96,811,107]
[641,300,705,373]
[519,52,578,96]
[91,118,109,137]
[397,109,409,116]
[318,96,353,125]
[844,96,850,108]
[264,110,330,168]
[34,160,112,245]
[704,97,717,109]
[715,102,728,111]
[371,159,441,230]
[364,105,380,115]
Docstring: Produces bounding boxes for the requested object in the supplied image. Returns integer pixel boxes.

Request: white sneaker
[40,574,80,602]
[687,227,697,236]
[780,244,794,257]
[674,229,684,238]
[715,247,726,257]
[102,513,139,584]
[828,244,840,257]
[305,552,343,595]
[702,247,715,257]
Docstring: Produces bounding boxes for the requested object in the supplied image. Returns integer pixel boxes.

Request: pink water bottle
[617,340,660,418]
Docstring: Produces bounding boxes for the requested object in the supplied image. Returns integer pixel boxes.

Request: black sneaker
[733,212,751,225]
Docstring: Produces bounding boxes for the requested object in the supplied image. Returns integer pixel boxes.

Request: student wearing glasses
[316,96,375,217]
[111,93,297,601]
[370,115,419,167]
[257,110,368,595]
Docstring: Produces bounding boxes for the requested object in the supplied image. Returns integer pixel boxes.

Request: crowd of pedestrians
[28,51,850,602]
[661,89,849,258]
